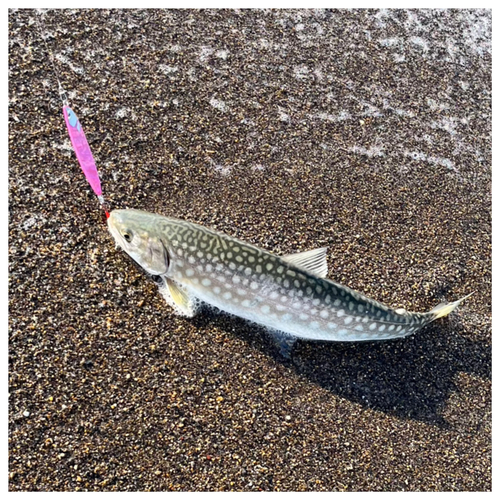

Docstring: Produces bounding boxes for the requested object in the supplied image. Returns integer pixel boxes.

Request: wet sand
[8,9,491,491]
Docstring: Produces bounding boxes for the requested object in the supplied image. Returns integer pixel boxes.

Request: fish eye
[123,231,133,242]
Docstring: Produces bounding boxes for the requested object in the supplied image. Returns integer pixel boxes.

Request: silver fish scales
[107,209,471,352]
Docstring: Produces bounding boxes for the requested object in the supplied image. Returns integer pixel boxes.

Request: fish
[107,208,471,356]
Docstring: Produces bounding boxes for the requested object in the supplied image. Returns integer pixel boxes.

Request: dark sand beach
[9,9,491,491]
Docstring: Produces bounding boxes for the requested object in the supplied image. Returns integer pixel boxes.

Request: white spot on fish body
[378,324,386,332]
[369,322,377,330]
[299,313,308,320]
[344,316,353,325]
[201,278,211,287]
[310,321,320,329]
[185,268,195,277]
[223,291,232,300]
[213,286,221,294]
[232,275,241,284]
[261,305,270,314]
[337,309,345,317]
[328,322,337,330]
[355,325,364,332]
[250,282,259,290]
[320,310,329,319]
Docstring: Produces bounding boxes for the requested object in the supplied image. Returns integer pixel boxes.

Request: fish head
[107,209,169,275]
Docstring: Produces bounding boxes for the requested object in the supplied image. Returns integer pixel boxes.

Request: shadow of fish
[107,209,472,356]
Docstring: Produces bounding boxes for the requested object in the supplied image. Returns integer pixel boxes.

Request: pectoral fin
[157,277,198,317]
[282,247,328,278]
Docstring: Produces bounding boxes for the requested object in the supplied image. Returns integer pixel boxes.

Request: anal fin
[269,330,297,360]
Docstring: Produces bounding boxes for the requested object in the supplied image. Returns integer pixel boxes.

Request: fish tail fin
[428,292,474,320]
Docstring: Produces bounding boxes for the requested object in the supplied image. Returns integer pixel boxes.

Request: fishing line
[35,9,110,219]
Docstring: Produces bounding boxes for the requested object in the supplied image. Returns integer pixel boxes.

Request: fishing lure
[35,11,108,217]
[62,103,109,218]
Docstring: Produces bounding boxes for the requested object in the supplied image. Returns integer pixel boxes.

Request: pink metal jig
[63,105,109,217]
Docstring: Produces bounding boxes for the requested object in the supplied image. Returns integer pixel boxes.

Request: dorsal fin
[282,247,328,278]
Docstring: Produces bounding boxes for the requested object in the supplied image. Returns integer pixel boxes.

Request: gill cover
[107,209,170,275]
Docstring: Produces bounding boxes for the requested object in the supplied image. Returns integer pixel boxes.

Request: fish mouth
[107,212,126,249]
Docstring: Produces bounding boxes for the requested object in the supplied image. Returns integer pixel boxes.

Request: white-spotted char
[107,209,472,343]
